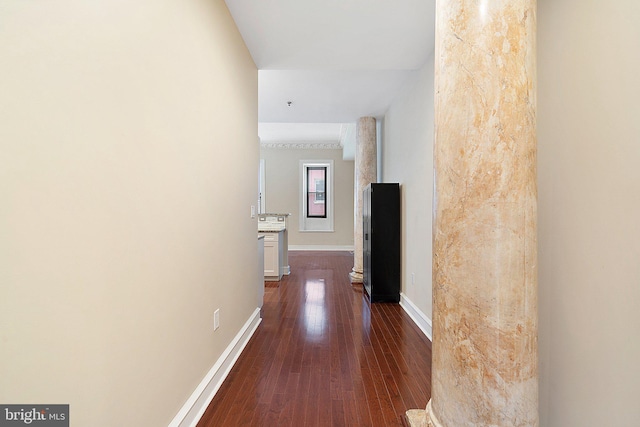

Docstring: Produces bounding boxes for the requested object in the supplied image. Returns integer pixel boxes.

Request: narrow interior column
[407,0,538,425]
[349,117,377,284]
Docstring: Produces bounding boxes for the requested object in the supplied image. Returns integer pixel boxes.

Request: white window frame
[300,160,334,232]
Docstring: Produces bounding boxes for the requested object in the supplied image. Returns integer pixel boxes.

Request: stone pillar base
[405,400,442,427]
[349,269,363,284]
[405,409,427,427]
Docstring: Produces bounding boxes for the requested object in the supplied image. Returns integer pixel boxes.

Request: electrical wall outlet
[214,309,220,331]
[411,273,415,285]
[251,205,256,218]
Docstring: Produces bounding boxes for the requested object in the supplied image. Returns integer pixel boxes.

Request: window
[307,167,326,218]
[300,161,334,232]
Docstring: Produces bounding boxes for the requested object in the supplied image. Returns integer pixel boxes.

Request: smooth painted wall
[0,1,259,425]
[382,54,435,323]
[538,0,640,425]
[260,147,354,248]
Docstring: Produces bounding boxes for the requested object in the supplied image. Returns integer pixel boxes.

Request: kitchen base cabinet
[260,231,284,281]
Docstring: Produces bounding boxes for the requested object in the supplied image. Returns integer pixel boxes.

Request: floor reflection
[361,294,371,336]
[303,278,326,341]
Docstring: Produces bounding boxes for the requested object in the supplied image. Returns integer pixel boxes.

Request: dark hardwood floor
[197,251,432,427]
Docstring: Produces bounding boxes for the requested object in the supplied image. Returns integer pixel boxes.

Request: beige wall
[260,147,354,248]
[0,1,259,426]
[382,54,435,323]
[538,0,640,425]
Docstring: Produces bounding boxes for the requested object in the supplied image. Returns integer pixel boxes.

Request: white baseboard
[288,245,354,251]
[399,293,433,342]
[168,308,262,427]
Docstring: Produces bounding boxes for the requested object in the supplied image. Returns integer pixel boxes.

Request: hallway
[197,251,432,426]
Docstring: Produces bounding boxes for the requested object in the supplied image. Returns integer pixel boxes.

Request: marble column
[407,1,538,426]
[349,117,377,284]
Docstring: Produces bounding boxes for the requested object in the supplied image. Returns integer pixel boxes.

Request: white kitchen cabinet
[260,231,284,281]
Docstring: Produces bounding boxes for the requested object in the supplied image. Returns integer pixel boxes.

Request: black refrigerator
[363,183,400,303]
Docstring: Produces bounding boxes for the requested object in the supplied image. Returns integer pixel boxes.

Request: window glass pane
[307,167,326,218]
[307,193,325,217]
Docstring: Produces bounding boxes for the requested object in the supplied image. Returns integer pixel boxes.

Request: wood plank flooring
[197,251,432,426]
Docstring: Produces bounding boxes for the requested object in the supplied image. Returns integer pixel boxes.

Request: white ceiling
[259,70,417,123]
[225,0,435,142]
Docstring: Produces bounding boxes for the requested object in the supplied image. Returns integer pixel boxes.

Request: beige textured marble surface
[350,117,377,283]
[405,409,428,427]
[407,401,444,427]
[430,0,538,426]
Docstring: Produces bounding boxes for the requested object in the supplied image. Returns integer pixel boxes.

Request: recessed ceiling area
[259,123,344,142]
[225,0,435,144]
[258,70,417,123]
